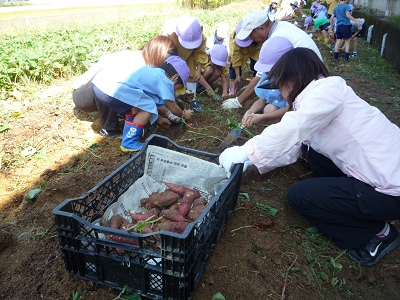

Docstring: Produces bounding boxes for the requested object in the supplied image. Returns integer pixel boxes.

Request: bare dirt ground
[1,4,400,300]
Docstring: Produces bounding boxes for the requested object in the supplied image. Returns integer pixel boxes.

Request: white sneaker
[221,97,242,110]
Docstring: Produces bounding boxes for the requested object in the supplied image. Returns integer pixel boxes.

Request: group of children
[302,0,366,61]
[71,2,366,153]
[71,7,400,268]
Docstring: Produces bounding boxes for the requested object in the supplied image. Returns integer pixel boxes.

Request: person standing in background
[330,0,361,62]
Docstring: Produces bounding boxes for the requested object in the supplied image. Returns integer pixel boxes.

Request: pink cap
[255,36,294,72]
[235,20,253,48]
[209,45,228,67]
[175,15,203,49]
[165,55,190,86]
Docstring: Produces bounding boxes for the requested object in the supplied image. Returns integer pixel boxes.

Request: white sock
[376,222,390,237]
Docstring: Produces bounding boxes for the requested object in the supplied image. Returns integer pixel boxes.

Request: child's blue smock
[92,65,175,124]
[254,73,288,109]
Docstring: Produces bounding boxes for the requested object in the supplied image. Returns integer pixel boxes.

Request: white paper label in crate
[146,257,162,266]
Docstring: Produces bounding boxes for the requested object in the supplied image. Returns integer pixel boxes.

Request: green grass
[391,16,400,24]
[287,225,353,298]
[0,3,249,96]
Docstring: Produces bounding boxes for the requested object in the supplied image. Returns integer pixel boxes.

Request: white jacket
[244,76,400,196]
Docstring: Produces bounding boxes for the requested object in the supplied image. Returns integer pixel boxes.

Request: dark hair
[159,62,183,85]
[268,47,329,109]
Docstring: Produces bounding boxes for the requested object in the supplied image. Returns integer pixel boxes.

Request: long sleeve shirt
[244,76,400,196]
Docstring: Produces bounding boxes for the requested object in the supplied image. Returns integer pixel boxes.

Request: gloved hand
[165,110,181,123]
[221,97,242,110]
[219,146,253,178]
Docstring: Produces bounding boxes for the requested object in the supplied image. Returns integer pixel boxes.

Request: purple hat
[235,20,253,48]
[304,16,313,27]
[175,15,203,49]
[209,45,228,67]
[254,36,294,73]
[165,55,189,86]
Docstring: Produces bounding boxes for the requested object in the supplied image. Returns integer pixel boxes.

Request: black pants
[229,58,257,79]
[72,81,120,131]
[287,145,400,249]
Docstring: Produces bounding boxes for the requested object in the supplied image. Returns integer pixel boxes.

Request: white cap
[216,22,229,39]
[236,10,269,40]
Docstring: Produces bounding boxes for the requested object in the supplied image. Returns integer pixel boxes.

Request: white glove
[221,97,242,110]
[165,110,181,123]
[219,146,253,178]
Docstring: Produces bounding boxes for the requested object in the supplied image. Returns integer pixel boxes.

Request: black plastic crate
[53,134,242,300]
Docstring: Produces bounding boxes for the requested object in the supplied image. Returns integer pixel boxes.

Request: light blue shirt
[333,3,352,26]
[92,65,175,124]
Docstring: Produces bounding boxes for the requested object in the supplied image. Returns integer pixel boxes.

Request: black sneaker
[99,128,122,138]
[347,224,400,266]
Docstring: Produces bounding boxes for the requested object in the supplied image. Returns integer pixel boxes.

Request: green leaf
[33,150,47,159]
[306,227,319,234]
[0,124,11,132]
[255,203,278,216]
[73,291,82,300]
[330,257,343,270]
[11,112,22,118]
[226,118,240,129]
[212,292,226,300]
[320,271,329,282]
[25,188,43,201]
[137,223,146,233]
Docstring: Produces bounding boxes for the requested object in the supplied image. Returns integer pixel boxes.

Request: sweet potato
[169,202,181,210]
[178,191,200,216]
[130,208,160,222]
[157,221,188,234]
[162,209,188,222]
[163,182,201,198]
[119,218,132,230]
[187,205,206,222]
[108,214,124,229]
[192,197,208,207]
[111,235,139,246]
[146,189,179,208]
[139,197,150,205]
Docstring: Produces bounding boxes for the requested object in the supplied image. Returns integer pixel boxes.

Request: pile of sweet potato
[106,182,208,243]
